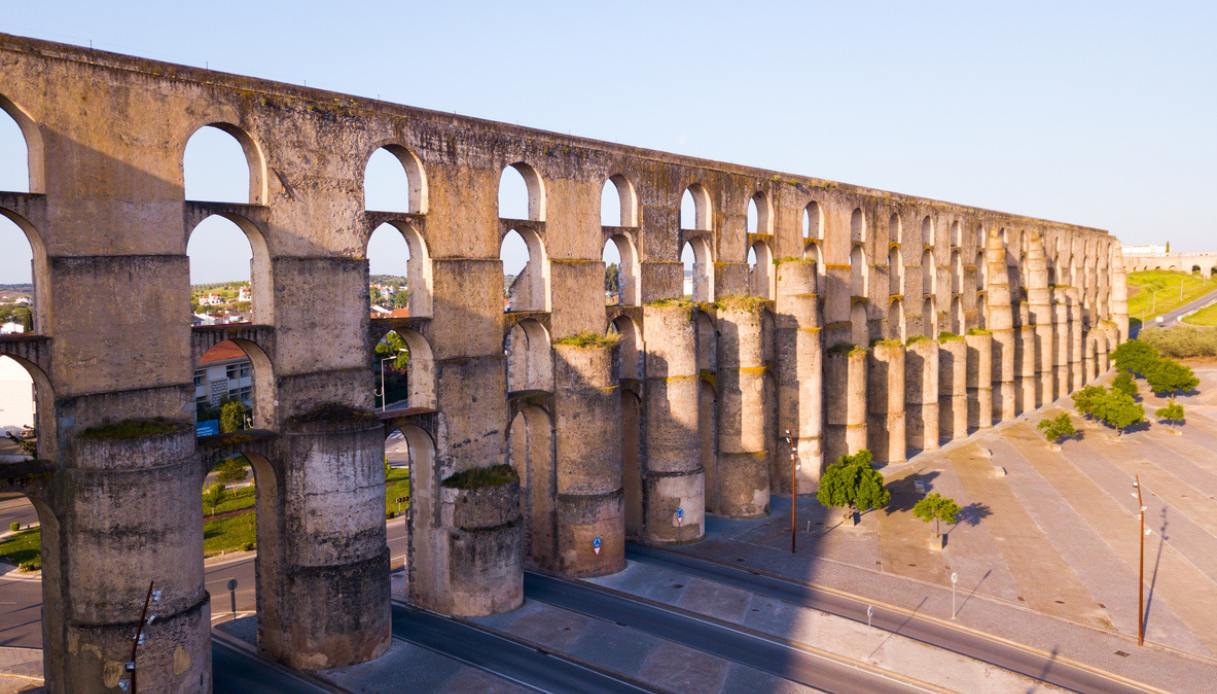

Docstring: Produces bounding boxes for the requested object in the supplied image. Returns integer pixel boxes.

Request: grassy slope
[1127,270,1217,321]
[0,529,41,569]
[1183,302,1217,327]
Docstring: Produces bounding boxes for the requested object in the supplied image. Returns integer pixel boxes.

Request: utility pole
[1133,475,1147,646]
[785,429,798,553]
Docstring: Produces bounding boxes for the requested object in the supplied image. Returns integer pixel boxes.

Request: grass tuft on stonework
[79,417,191,441]
[966,328,992,336]
[554,331,621,349]
[286,403,378,427]
[937,331,964,343]
[442,463,518,490]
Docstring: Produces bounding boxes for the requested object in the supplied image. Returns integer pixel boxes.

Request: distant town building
[194,341,253,413]
[0,356,34,430]
[1122,244,1168,257]
[0,321,24,335]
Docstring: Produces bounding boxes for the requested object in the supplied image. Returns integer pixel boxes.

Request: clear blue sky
[1,0,1215,285]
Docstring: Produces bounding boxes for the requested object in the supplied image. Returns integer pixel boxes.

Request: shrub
[1091,389,1145,434]
[242,542,255,552]
[1141,325,1217,358]
[816,449,891,519]
[1037,414,1076,443]
[1144,358,1199,396]
[203,483,228,516]
[220,400,249,434]
[1113,340,1159,376]
[1113,371,1139,398]
[442,464,519,490]
[7,521,18,533]
[1156,400,1185,425]
[216,456,250,485]
[18,561,37,573]
[1072,386,1107,417]
[912,492,961,537]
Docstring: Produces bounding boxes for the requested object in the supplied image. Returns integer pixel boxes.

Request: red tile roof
[199,340,248,365]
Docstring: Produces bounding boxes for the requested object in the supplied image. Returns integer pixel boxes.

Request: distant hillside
[370,274,407,284]
[0,284,33,294]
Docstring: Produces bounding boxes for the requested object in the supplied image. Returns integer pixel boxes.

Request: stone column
[1098,324,1112,373]
[1068,290,1084,390]
[716,299,769,517]
[553,341,624,576]
[868,341,906,464]
[938,337,967,442]
[984,234,1016,423]
[1053,289,1070,399]
[1111,248,1130,342]
[825,346,868,465]
[774,259,822,490]
[1025,232,1054,406]
[268,410,391,668]
[1019,324,1037,412]
[1083,330,1096,385]
[641,301,704,543]
[50,425,212,692]
[905,338,939,453]
[966,332,993,430]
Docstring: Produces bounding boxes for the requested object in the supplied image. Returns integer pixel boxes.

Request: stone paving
[670,364,1217,691]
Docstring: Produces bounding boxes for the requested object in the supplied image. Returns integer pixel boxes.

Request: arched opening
[681,184,712,231]
[888,245,904,297]
[850,245,868,298]
[601,175,638,228]
[509,404,555,568]
[194,339,275,432]
[950,295,964,333]
[367,222,432,318]
[373,329,435,412]
[608,316,644,538]
[747,192,771,234]
[1193,265,1202,275]
[889,212,903,246]
[747,241,773,299]
[681,238,714,302]
[889,299,906,341]
[501,227,549,312]
[0,97,37,193]
[0,212,39,334]
[921,215,935,248]
[499,163,545,222]
[183,124,265,204]
[506,319,553,394]
[0,355,54,461]
[975,245,987,293]
[188,214,272,325]
[951,221,963,248]
[602,235,640,306]
[922,249,936,297]
[850,303,869,346]
[922,297,938,337]
[0,488,61,678]
[851,208,866,244]
[951,250,964,295]
[694,312,719,511]
[803,201,824,241]
[364,145,427,214]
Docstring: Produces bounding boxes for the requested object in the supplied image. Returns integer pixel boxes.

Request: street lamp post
[379,355,394,412]
[785,429,799,554]
[1132,475,1149,646]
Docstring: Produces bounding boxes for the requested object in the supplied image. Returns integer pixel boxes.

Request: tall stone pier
[905,338,939,453]
[939,336,968,442]
[868,341,906,464]
[966,332,994,430]
[774,259,822,491]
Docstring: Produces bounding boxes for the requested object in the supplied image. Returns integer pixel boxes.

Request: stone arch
[747,240,774,299]
[601,174,639,228]
[803,201,824,241]
[950,220,963,248]
[603,233,640,306]
[0,93,45,194]
[922,297,938,337]
[501,226,550,312]
[506,319,553,394]
[888,299,906,341]
[850,302,869,346]
[681,237,715,301]
[508,403,555,568]
[367,221,433,318]
[888,244,904,296]
[889,212,903,245]
[608,314,643,538]
[195,338,277,431]
[681,183,713,231]
[921,248,936,296]
[609,315,643,381]
[747,191,772,234]
[363,143,428,214]
[0,353,56,461]
[395,424,436,603]
[950,295,964,333]
[375,329,436,411]
[499,162,546,222]
[951,250,964,295]
[850,245,868,298]
[187,212,274,324]
[182,122,268,205]
[0,207,47,333]
[851,207,866,244]
[921,215,935,248]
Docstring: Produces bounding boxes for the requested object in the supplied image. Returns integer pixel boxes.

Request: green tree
[816,449,891,520]
[1092,389,1145,435]
[1144,358,1199,396]
[392,290,410,309]
[220,400,248,433]
[1156,399,1185,425]
[1113,370,1139,399]
[912,492,961,537]
[375,331,411,369]
[1072,385,1107,417]
[1112,340,1159,376]
[216,455,250,485]
[202,483,228,516]
[1037,413,1076,444]
[604,263,621,298]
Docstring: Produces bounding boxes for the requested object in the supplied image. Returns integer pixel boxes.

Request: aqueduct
[0,33,1129,692]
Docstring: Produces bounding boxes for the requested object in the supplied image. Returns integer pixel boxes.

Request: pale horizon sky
[1,1,1215,285]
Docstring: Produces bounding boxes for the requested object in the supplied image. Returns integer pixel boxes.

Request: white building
[0,321,24,335]
[1122,244,1168,257]
[0,355,35,430]
[194,341,253,414]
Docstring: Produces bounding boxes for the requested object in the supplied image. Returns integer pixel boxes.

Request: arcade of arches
[0,35,1129,692]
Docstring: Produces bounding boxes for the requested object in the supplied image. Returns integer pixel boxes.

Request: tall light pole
[1132,475,1149,646]
[379,355,394,412]
[785,429,799,554]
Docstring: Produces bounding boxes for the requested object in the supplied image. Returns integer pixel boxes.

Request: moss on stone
[286,403,378,427]
[554,331,620,349]
[966,328,992,336]
[938,331,964,343]
[871,338,904,349]
[714,295,769,312]
[79,417,190,441]
[906,335,930,345]
[442,464,518,490]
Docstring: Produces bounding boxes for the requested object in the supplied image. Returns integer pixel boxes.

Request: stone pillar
[1098,324,1112,373]
[1083,330,1096,385]
[966,332,993,430]
[50,425,211,692]
[716,299,769,517]
[905,338,939,453]
[265,409,391,669]
[775,259,822,490]
[552,341,624,576]
[938,337,968,442]
[1018,325,1037,412]
[1068,290,1084,390]
[984,234,1016,423]
[1053,289,1070,399]
[825,346,868,465]
[641,301,704,543]
[1110,248,1130,342]
[1025,232,1054,406]
[868,341,906,464]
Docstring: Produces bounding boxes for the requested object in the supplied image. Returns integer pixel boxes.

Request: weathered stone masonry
[0,34,1127,692]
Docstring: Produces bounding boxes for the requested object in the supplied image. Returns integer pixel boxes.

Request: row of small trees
[816,449,961,539]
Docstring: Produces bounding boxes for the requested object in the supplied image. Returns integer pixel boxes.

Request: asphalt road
[628,544,1150,694]
[0,495,38,532]
[212,637,332,693]
[1132,286,1217,337]
[391,602,647,693]
[525,571,928,694]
